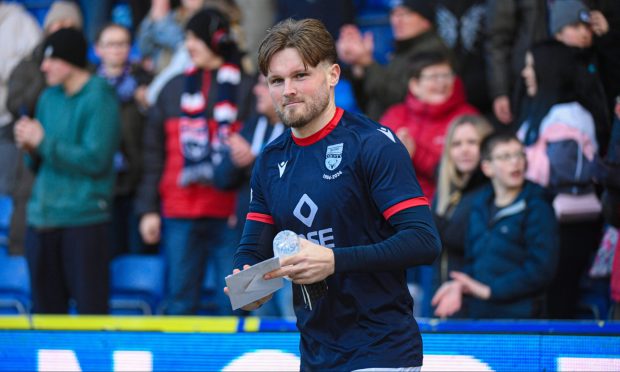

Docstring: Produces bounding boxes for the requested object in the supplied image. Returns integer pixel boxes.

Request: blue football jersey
[245,108,430,370]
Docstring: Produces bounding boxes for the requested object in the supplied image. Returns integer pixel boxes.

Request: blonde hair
[435,115,493,216]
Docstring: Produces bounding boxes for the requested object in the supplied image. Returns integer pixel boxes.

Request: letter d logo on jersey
[325,143,343,171]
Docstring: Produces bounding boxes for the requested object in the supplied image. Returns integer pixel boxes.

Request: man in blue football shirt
[225,18,441,371]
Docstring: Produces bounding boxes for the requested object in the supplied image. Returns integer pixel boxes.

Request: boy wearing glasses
[432,133,559,319]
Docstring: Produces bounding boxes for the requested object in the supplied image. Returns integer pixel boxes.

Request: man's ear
[328,63,340,87]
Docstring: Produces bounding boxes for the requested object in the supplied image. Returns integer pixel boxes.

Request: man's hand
[14,116,44,151]
[336,24,374,68]
[139,212,161,244]
[223,265,274,311]
[590,11,609,36]
[264,238,335,285]
[431,280,463,318]
[493,95,512,125]
[227,132,255,168]
[450,271,491,300]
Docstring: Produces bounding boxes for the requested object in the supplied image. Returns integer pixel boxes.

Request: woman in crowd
[516,39,602,319]
[432,115,492,296]
[380,51,478,199]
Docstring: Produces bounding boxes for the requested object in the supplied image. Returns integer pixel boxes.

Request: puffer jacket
[380,78,478,199]
[464,181,559,318]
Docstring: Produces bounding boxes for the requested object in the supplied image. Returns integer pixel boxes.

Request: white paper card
[225,257,283,310]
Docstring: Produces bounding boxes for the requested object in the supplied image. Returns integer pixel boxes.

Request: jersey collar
[292,107,344,146]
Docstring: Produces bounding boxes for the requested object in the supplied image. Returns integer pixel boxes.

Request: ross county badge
[325,143,343,171]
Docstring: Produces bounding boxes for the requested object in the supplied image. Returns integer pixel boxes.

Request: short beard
[276,87,330,129]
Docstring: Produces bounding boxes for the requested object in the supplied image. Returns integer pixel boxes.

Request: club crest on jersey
[325,143,343,171]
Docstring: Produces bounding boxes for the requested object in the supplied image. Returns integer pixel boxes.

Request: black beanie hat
[43,27,88,68]
[390,0,436,23]
[185,8,235,57]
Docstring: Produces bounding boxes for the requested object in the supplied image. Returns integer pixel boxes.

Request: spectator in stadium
[14,28,121,314]
[135,8,253,315]
[516,40,603,319]
[432,115,492,295]
[0,0,41,214]
[434,0,492,116]
[144,0,247,106]
[549,0,611,153]
[94,23,153,257]
[336,0,450,120]
[379,51,478,199]
[136,0,206,75]
[5,0,83,255]
[432,133,559,319]
[485,0,548,125]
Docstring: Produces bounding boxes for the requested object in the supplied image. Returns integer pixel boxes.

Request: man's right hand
[431,280,463,318]
[223,265,274,311]
[140,212,161,244]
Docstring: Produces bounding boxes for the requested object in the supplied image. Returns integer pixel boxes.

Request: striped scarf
[178,61,241,186]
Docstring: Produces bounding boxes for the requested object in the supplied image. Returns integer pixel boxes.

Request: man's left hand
[450,271,491,300]
[264,238,335,285]
[14,117,44,151]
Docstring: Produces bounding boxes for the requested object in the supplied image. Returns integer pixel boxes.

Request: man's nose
[283,80,296,96]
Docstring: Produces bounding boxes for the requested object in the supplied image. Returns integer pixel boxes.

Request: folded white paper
[226,257,284,310]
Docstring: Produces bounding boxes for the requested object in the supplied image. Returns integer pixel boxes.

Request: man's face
[390,6,430,41]
[555,23,593,48]
[185,31,218,69]
[266,48,338,128]
[482,140,526,191]
[40,57,73,86]
[95,26,131,68]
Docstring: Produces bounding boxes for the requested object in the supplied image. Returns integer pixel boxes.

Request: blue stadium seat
[109,254,165,315]
[0,255,31,314]
[0,195,12,250]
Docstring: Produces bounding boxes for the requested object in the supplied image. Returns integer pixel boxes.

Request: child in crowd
[432,133,559,319]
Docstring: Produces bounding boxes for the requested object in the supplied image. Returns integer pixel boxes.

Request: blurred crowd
[0,0,619,320]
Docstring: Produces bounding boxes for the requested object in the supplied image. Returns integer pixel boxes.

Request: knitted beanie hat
[390,0,436,23]
[549,0,591,35]
[43,27,88,68]
[185,8,236,58]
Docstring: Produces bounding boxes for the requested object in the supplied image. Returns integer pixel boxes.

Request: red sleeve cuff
[246,212,274,224]
[383,197,430,220]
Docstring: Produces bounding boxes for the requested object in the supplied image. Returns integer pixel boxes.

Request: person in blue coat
[432,132,559,318]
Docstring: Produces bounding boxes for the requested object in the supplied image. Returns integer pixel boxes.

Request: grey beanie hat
[549,0,591,35]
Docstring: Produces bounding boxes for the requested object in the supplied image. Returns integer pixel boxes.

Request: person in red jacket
[380,51,478,199]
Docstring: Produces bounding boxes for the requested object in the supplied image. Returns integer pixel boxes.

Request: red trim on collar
[292,107,344,146]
